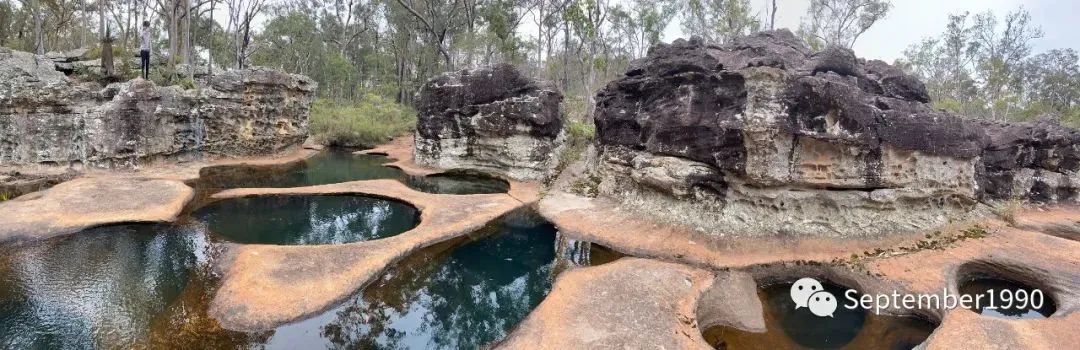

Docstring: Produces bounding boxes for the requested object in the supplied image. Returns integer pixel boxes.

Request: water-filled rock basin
[192,195,419,245]
[197,150,509,196]
[0,224,206,348]
[703,282,937,350]
[259,214,557,348]
[958,277,1057,319]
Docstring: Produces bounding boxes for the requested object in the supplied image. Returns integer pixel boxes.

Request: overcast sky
[659,0,1079,63]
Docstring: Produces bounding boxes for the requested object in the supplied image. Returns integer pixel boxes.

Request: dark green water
[258,214,558,349]
[192,195,420,245]
[959,278,1056,319]
[195,150,509,196]
[0,214,559,349]
[704,282,937,350]
[0,224,206,349]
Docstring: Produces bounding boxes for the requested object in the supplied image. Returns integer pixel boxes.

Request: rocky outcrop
[414,63,565,181]
[0,47,316,168]
[588,30,1080,237]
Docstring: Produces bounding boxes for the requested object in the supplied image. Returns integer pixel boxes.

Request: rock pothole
[955,261,1059,319]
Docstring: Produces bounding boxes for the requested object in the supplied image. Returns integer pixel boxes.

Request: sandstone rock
[413,63,565,181]
[0,48,317,168]
[589,29,1079,237]
[0,177,193,243]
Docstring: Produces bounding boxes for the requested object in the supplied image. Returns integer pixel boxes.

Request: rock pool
[196,150,509,197]
[192,195,420,245]
[0,224,208,348]
[703,282,937,350]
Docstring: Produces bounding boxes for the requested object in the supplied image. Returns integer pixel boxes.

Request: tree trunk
[33,1,44,55]
[100,0,115,76]
[208,0,215,76]
[183,0,192,67]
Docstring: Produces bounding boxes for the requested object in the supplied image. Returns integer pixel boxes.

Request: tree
[898,7,1075,125]
[225,0,270,69]
[799,0,891,49]
[680,0,759,44]
[393,0,467,69]
[610,0,676,58]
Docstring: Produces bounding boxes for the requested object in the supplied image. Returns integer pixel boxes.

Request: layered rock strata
[0,47,316,168]
[414,63,565,181]
[588,30,1079,237]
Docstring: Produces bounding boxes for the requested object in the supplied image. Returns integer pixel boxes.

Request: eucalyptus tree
[680,0,759,44]
[798,0,891,49]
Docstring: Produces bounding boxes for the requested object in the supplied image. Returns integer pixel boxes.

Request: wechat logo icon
[791,277,837,317]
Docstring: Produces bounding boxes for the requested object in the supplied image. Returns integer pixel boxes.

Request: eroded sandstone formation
[414,63,565,181]
[0,47,316,168]
[587,30,1080,237]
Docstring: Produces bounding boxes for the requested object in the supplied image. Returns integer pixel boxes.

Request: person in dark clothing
[140,21,151,80]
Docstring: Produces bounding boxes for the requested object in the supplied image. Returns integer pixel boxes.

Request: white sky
[660,0,1080,63]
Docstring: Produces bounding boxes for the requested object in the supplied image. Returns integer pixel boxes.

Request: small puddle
[703,282,937,350]
[0,224,210,348]
[958,278,1057,319]
[260,213,557,348]
[192,195,419,245]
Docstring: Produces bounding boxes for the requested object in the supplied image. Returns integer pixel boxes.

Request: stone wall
[587,30,1080,237]
[414,63,565,181]
[0,48,316,168]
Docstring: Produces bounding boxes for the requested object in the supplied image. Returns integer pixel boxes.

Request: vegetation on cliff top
[309,96,417,148]
[1,0,1076,130]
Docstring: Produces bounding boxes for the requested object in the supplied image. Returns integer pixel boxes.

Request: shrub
[549,119,596,183]
[309,95,417,148]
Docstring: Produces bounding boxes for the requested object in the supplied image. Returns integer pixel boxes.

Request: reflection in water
[959,278,1056,319]
[192,150,509,208]
[262,214,558,349]
[553,234,628,275]
[407,173,510,195]
[192,195,419,245]
[0,224,209,348]
[703,283,937,350]
[198,151,407,190]
[146,269,271,348]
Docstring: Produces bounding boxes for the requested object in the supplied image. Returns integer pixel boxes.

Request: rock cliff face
[414,63,565,181]
[588,30,1080,237]
[0,48,316,168]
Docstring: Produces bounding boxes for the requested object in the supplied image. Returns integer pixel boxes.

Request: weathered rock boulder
[414,63,565,181]
[588,30,1080,237]
[0,47,316,167]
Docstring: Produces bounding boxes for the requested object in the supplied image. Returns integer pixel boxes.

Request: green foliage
[552,119,596,183]
[563,95,593,123]
[899,7,1079,126]
[799,0,892,48]
[681,0,760,44]
[309,96,417,148]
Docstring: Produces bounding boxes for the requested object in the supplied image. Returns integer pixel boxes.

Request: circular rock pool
[193,195,420,245]
[703,281,937,350]
[959,277,1057,319]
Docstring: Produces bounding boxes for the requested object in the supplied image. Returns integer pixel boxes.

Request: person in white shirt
[140,21,151,80]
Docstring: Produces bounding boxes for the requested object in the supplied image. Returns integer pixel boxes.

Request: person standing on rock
[140,21,151,80]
